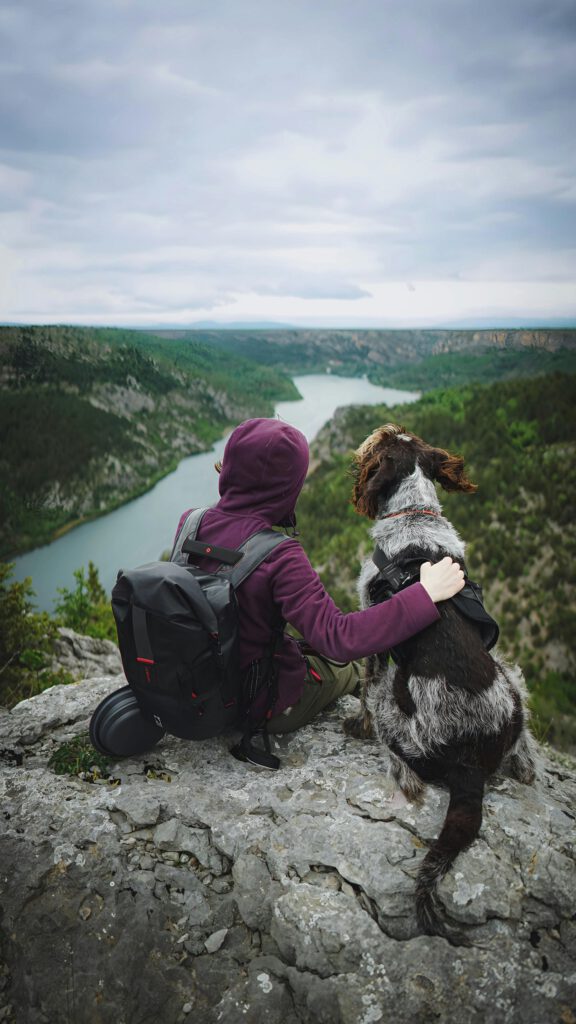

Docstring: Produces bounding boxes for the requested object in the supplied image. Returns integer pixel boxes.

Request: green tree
[0,563,69,707]
[54,561,116,641]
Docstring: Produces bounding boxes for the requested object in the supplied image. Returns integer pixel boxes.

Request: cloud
[0,0,575,324]
[259,280,372,301]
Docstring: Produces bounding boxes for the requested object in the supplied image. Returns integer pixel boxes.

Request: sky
[1,0,575,327]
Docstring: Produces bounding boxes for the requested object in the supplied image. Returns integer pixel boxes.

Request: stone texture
[51,626,123,680]
[1,668,575,1024]
[50,622,124,679]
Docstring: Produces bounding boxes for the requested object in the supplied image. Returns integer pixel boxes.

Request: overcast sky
[1,0,575,326]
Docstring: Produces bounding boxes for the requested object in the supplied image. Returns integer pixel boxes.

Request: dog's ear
[352,454,397,518]
[430,447,477,493]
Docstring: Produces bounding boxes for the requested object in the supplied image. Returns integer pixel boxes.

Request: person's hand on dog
[419,557,465,603]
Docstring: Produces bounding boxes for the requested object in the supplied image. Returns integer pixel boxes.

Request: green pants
[266,654,361,734]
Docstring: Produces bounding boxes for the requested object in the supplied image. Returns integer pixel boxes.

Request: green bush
[0,560,118,708]
[0,563,73,707]
[54,561,116,641]
[529,671,576,748]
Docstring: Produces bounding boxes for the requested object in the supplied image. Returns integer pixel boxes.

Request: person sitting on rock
[174,418,464,733]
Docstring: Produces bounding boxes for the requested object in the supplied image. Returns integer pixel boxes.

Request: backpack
[110,507,290,768]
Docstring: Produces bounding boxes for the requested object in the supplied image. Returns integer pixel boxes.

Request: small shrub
[48,733,113,779]
[54,561,116,641]
[0,562,61,707]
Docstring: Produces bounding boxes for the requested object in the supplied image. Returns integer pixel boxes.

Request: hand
[419,557,465,603]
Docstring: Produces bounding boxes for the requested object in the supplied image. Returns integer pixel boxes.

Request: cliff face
[1,658,575,1024]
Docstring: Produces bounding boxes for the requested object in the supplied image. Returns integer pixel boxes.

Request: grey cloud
[259,281,372,300]
[1,0,575,320]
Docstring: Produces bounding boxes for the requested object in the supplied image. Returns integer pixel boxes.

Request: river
[11,374,419,611]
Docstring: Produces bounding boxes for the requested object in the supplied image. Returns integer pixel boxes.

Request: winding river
[11,374,419,611]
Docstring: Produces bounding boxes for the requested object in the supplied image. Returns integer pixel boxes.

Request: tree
[54,561,116,641]
[0,563,61,707]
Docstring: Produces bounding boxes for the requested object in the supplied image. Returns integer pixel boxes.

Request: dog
[344,423,537,942]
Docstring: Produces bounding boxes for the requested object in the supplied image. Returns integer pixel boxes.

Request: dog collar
[381,506,441,519]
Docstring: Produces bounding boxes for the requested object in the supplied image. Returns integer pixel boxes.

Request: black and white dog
[345,423,536,941]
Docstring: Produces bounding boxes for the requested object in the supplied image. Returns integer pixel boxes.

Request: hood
[217,418,310,527]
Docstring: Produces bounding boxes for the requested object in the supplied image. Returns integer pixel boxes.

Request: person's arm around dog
[420,557,465,603]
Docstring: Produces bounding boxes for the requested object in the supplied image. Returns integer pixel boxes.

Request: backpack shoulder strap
[170,507,209,562]
[229,529,292,772]
[231,530,291,589]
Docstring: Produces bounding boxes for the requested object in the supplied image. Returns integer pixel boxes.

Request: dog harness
[369,545,500,658]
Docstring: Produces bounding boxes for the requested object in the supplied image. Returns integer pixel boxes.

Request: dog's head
[351,423,477,519]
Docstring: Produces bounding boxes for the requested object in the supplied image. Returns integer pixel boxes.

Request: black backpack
[110,508,290,768]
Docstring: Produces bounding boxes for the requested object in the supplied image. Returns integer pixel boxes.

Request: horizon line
[2,319,576,331]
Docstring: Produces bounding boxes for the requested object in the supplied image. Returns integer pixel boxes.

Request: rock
[51,626,123,680]
[210,961,300,1024]
[153,819,225,874]
[204,928,228,954]
[271,885,389,979]
[0,671,575,1023]
[0,671,123,757]
[232,852,282,930]
[114,792,162,827]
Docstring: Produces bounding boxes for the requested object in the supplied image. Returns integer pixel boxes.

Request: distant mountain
[430,317,576,329]
[187,320,297,330]
[4,317,575,330]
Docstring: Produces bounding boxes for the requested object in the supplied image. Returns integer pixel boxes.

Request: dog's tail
[415,765,484,944]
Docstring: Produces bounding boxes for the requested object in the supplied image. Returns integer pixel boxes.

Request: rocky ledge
[1,668,575,1024]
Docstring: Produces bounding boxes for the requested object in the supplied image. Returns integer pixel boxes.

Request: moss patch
[48,733,116,782]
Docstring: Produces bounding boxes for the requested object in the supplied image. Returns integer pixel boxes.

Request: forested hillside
[369,347,576,391]
[0,326,299,557]
[296,372,576,751]
[157,326,576,384]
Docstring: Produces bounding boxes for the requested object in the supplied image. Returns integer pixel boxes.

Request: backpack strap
[172,512,289,574]
[132,605,155,664]
[229,530,291,771]
[182,537,244,565]
[170,507,209,562]
[173,516,291,770]
[231,529,290,588]
[231,616,284,771]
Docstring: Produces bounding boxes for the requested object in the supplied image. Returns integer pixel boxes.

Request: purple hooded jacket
[175,418,440,714]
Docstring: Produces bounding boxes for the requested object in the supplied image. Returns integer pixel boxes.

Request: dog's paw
[508,753,537,785]
[389,753,426,802]
[343,713,374,740]
[400,781,426,805]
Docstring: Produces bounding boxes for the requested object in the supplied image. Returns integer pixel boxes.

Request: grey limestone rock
[51,626,123,680]
[1,668,575,1024]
